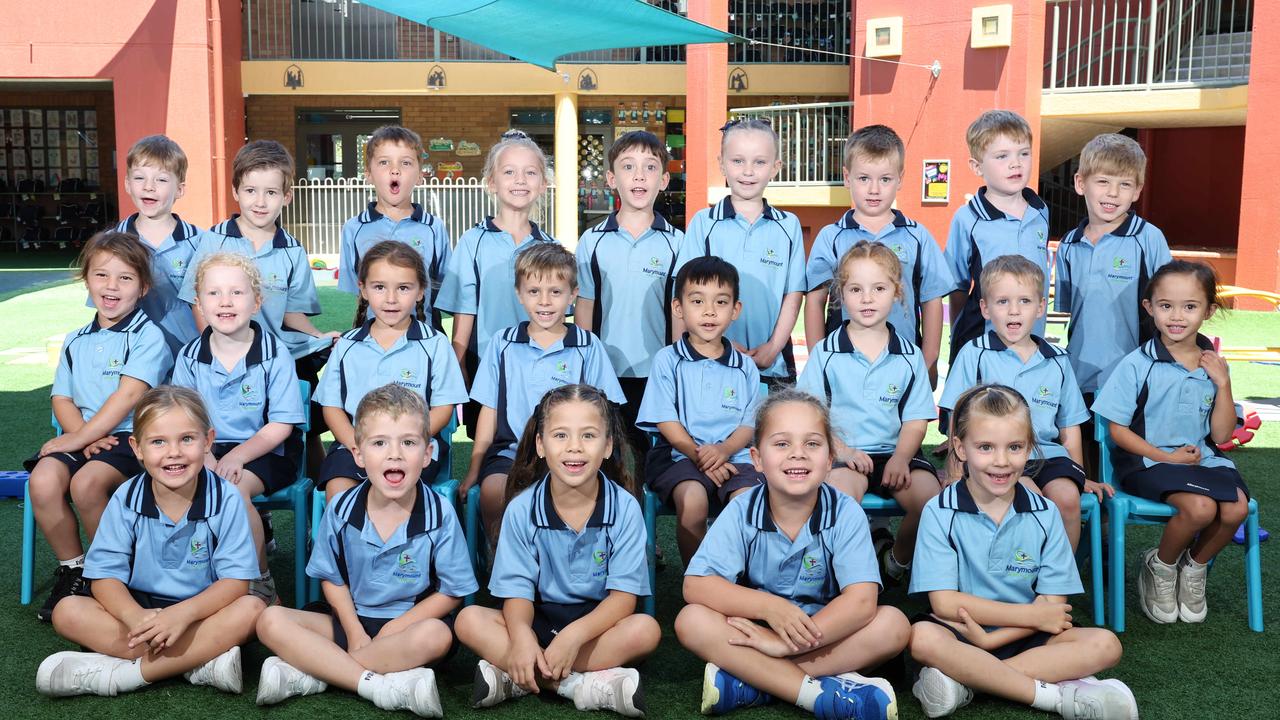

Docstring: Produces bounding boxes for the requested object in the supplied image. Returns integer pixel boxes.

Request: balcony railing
[729,101,852,185]
[243,0,849,64]
[1044,0,1252,92]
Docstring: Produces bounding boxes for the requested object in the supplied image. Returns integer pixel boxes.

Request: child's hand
[695,443,731,473]
[459,466,481,494]
[725,616,795,658]
[40,433,85,457]
[706,462,738,487]
[125,608,161,637]
[82,435,120,458]
[506,630,548,694]
[1082,479,1114,501]
[1200,350,1231,387]
[346,629,374,654]
[760,596,822,653]
[881,455,912,491]
[841,449,873,475]
[128,606,195,652]
[214,450,247,484]
[748,342,781,370]
[1032,597,1074,634]
[927,360,939,390]
[1162,445,1202,465]
[320,331,342,346]
[951,608,997,650]
[543,626,585,681]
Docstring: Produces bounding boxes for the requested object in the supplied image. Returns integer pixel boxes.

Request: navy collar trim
[831,321,906,355]
[1144,334,1215,364]
[120,213,199,242]
[360,201,426,224]
[89,306,143,333]
[349,318,428,343]
[948,479,1043,514]
[482,216,553,242]
[982,330,1058,359]
[675,333,738,367]
[531,473,615,529]
[128,468,217,520]
[194,321,267,366]
[973,187,1046,220]
[836,208,910,231]
[745,483,839,533]
[1065,211,1143,242]
[512,321,585,347]
[219,215,292,249]
[339,480,435,537]
[712,195,784,221]
[598,211,675,234]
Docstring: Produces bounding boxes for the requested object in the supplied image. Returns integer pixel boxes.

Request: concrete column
[685,0,729,211]
[1237,1,1280,304]
[554,91,580,246]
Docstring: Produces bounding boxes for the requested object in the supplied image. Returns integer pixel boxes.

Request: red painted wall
[1138,127,1243,251]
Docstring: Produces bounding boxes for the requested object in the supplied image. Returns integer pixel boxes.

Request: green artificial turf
[0,284,1277,718]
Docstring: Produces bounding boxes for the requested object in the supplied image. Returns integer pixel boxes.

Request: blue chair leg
[642,489,658,617]
[22,481,35,605]
[292,485,308,608]
[1088,499,1105,627]
[465,485,481,606]
[1245,500,1264,632]
[309,490,324,604]
[1107,498,1128,633]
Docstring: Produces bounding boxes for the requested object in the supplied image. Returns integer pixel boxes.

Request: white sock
[356,670,384,702]
[1030,680,1062,712]
[557,671,584,700]
[112,658,148,692]
[59,555,85,569]
[886,550,911,579]
[795,675,823,712]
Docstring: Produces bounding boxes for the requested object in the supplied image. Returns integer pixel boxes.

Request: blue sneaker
[813,673,897,720]
[700,663,773,715]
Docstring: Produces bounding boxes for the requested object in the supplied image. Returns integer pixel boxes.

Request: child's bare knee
[256,605,290,640]
[875,606,912,649]
[1046,483,1080,515]
[410,618,454,657]
[674,604,717,647]
[1221,499,1250,525]
[908,621,951,665]
[623,614,662,653]
[1085,629,1123,668]
[1179,496,1218,526]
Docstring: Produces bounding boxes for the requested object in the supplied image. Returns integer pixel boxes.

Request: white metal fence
[1044,0,1253,92]
[282,177,555,256]
[729,101,852,185]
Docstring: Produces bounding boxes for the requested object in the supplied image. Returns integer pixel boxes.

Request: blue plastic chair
[1095,415,1262,632]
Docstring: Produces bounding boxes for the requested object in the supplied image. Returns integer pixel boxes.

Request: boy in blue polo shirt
[944,111,1051,363]
[462,243,624,545]
[909,384,1135,720]
[576,130,683,470]
[638,256,763,565]
[804,124,954,387]
[338,125,451,327]
[940,255,1104,551]
[255,384,477,715]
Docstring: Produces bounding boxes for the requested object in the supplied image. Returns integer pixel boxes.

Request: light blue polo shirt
[806,209,955,345]
[1091,334,1235,478]
[637,335,761,467]
[489,474,649,604]
[338,202,452,307]
[796,322,937,454]
[307,480,478,618]
[52,307,172,433]
[686,483,880,615]
[113,213,202,354]
[678,198,806,378]
[939,332,1089,460]
[910,480,1082,607]
[436,217,558,362]
[170,322,305,452]
[576,212,682,378]
[85,469,259,601]
[471,323,624,461]
[179,216,327,360]
[944,188,1051,351]
[1054,213,1173,393]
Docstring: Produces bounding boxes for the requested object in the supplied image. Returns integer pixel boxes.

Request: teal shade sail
[361,0,740,70]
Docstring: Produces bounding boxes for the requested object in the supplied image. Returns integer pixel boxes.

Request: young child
[316,241,468,501]
[676,388,905,720]
[1093,261,1249,624]
[797,242,941,587]
[171,252,307,602]
[576,130,683,468]
[255,384,477,716]
[804,124,953,387]
[26,231,173,622]
[676,118,805,386]
[939,255,1105,551]
[437,130,558,435]
[338,125,451,327]
[37,386,264,698]
[637,256,764,566]
[462,243,624,544]
[115,134,202,355]
[908,384,1136,720]
[944,110,1051,363]
[455,384,659,717]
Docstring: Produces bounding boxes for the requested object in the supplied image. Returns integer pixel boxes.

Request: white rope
[746,40,942,77]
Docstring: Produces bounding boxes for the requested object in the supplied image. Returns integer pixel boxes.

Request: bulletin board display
[0,108,100,188]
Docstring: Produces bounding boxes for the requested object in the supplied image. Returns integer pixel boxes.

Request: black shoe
[37,565,86,622]
[260,510,276,555]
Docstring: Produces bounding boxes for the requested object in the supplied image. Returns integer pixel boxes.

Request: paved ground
[0,269,72,297]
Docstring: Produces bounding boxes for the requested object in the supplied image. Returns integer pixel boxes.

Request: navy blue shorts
[212,442,297,495]
[478,447,514,482]
[645,457,762,511]
[25,431,141,479]
[835,452,938,499]
[316,445,440,490]
[128,588,181,610]
[912,613,1052,661]
[295,349,331,436]
[532,601,600,648]
[1121,463,1249,503]
[1026,456,1087,492]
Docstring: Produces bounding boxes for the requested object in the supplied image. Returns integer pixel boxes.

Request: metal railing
[1044,0,1252,92]
[729,101,852,185]
[243,0,848,64]
[282,177,556,255]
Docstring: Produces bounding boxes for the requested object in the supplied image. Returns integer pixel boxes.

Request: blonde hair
[966,110,1033,158]
[482,130,550,190]
[194,251,262,299]
[353,383,428,445]
[133,385,212,439]
[127,135,188,182]
[835,241,904,301]
[515,242,577,289]
[843,124,904,171]
[948,384,1041,476]
[365,125,424,169]
[1078,133,1146,185]
[979,254,1044,297]
[720,118,780,157]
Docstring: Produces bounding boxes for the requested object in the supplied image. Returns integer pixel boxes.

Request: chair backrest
[1094,413,1117,487]
[295,380,311,483]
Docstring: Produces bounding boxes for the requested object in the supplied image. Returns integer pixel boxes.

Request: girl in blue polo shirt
[1093,261,1250,625]
[37,386,262,698]
[677,388,903,720]
[455,384,658,717]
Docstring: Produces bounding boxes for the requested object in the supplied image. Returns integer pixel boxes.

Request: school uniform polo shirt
[1091,334,1235,478]
[939,332,1089,460]
[944,187,1052,347]
[796,322,937,454]
[489,474,649,604]
[85,469,259,601]
[806,209,955,345]
[52,307,172,433]
[686,483,880,615]
[337,202,451,304]
[910,480,1082,606]
[470,323,624,460]
[678,198,806,378]
[637,335,761,467]
[114,213,202,354]
[1054,213,1173,393]
[436,217,558,362]
[576,212,683,378]
[307,480,478,618]
[170,322,305,452]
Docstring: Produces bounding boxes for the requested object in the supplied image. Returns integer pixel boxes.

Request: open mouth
[389,179,402,194]
[100,294,121,310]
[1005,321,1023,331]
[161,463,188,477]
[1100,202,1119,213]
[383,469,406,486]
[1165,323,1187,335]
[783,466,811,480]
[561,459,588,475]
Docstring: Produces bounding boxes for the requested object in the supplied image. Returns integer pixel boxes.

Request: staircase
[1168,30,1251,84]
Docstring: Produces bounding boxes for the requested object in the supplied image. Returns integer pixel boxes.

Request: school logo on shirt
[393,550,422,582]
[263,272,286,294]
[1036,230,1047,249]
[1006,548,1040,577]
[759,247,784,268]
[172,259,186,270]
[641,256,666,278]
[396,368,423,390]
[187,538,210,568]
[1107,256,1135,282]
[104,357,123,378]
[239,383,262,408]
[1030,385,1058,409]
[890,242,906,259]
[798,554,826,586]
[720,387,739,410]
[591,549,608,578]
[551,360,572,384]
[878,383,902,406]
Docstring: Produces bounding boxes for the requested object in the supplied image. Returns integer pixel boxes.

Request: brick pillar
[1237,2,1280,304]
[685,0,729,210]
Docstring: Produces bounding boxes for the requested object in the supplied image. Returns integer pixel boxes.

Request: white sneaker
[472,658,530,708]
[374,667,442,718]
[36,651,128,697]
[256,656,328,706]
[573,667,645,717]
[912,666,972,718]
[1059,677,1139,720]
[184,645,242,694]
[1137,548,1178,624]
[1177,550,1209,623]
